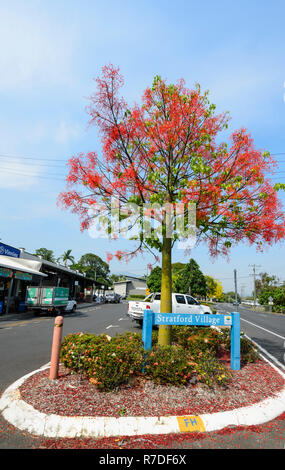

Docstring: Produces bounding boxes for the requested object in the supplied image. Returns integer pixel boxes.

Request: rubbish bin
[0,301,3,315]
[18,301,26,313]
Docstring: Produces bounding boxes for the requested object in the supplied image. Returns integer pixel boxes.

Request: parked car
[127,292,213,326]
[105,293,121,303]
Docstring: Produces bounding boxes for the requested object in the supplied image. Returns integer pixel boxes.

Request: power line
[0,168,65,181]
[0,153,68,162]
[0,151,284,162]
[0,165,67,177]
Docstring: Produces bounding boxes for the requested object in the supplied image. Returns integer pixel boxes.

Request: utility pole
[249,264,261,307]
[234,269,238,304]
[241,283,246,300]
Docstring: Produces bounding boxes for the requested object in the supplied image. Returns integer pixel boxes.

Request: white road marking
[240,317,285,340]
[106,324,119,329]
[243,333,285,372]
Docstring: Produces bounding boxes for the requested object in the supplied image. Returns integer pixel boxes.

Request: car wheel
[72,305,76,312]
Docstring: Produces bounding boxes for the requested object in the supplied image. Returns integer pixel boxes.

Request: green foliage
[33,247,55,262]
[195,350,232,387]
[91,334,144,391]
[259,286,285,307]
[60,332,144,391]
[70,252,111,285]
[60,333,110,374]
[60,325,259,391]
[147,266,162,292]
[218,329,259,364]
[205,275,218,298]
[144,344,192,386]
[174,259,207,296]
[220,291,241,303]
[171,325,223,356]
[127,295,146,300]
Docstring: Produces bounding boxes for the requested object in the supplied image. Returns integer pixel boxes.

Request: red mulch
[18,356,284,418]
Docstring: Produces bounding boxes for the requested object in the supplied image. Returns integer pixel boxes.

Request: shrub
[60,325,258,392]
[171,325,223,356]
[91,336,144,391]
[218,329,259,364]
[194,350,232,387]
[60,332,109,373]
[60,332,144,391]
[144,344,193,386]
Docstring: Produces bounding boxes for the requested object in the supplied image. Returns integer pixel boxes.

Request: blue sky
[1,0,285,295]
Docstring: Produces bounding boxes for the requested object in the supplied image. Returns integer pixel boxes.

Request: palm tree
[60,249,75,267]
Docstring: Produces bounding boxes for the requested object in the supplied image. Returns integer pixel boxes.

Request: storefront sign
[0,243,20,258]
[0,267,13,278]
[14,271,33,281]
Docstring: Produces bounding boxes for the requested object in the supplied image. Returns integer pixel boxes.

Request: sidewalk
[0,302,96,323]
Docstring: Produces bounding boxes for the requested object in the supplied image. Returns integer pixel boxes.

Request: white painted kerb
[0,365,284,439]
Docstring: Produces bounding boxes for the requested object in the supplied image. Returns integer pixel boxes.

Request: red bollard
[49,316,64,380]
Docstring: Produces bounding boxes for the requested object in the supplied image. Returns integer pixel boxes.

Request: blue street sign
[154,312,232,327]
[0,242,20,258]
[142,310,241,371]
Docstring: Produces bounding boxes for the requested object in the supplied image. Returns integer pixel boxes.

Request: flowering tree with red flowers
[58,65,285,345]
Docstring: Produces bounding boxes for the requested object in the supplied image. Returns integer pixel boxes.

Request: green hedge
[60,326,259,391]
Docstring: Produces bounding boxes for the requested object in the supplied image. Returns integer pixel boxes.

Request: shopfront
[0,254,47,315]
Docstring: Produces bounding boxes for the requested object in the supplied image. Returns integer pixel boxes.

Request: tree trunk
[158,234,172,345]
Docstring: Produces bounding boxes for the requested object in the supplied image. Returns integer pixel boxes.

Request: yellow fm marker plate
[177,415,205,432]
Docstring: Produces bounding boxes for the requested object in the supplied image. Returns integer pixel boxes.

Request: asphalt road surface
[0,301,137,390]
[0,301,284,450]
[0,301,284,391]
[214,303,285,370]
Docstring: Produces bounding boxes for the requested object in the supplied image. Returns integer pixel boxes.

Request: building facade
[0,242,103,315]
[114,275,147,298]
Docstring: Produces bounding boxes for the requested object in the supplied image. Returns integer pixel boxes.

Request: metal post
[234,269,238,304]
[49,316,64,380]
[231,312,240,370]
[142,309,154,373]
[5,272,15,315]
[142,309,154,351]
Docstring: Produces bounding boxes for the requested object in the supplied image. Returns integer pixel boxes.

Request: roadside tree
[58,65,285,345]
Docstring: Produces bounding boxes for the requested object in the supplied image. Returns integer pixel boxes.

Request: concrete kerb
[0,363,284,439]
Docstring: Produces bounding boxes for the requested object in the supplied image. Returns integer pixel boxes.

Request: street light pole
[249,264,261,308]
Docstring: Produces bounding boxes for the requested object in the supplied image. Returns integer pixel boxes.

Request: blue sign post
[142,310,240,370]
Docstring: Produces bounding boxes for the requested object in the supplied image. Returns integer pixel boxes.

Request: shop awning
[0,255,48,278]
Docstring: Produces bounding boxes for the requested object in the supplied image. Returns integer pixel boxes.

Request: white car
[127,292,212,325]
[64,299,77,313]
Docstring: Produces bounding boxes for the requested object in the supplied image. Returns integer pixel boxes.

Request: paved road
[214,303,285,369]
[0,301,134,391]
[0,301,284,450]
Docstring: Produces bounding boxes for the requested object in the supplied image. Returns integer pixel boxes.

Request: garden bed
[19,357,284,418]
[17,327,285,419]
